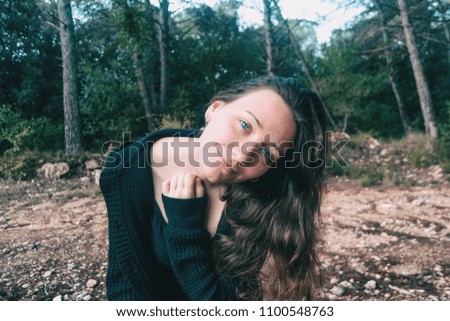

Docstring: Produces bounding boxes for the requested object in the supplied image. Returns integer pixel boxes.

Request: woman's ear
[205,100,225,123]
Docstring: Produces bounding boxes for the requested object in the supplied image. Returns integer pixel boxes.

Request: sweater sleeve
[161,194,236,300]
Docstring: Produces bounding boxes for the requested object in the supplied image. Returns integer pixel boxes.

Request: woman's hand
[162,173,205,199]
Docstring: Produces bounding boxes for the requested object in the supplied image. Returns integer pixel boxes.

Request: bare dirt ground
[322,178,449,300]
[0,176,448,301]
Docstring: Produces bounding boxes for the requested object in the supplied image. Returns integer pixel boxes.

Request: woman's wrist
[161,194,207,230]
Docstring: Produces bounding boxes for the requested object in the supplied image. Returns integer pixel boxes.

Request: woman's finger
[176,173,185,197]
[177,173,185,188]
[165,173,203,199]
[183,174,196,198]
[195,177,205,198]
[169,175,178,195]
[162,179,170,195]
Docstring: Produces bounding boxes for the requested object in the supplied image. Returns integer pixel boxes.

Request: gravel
[1,176,449,301]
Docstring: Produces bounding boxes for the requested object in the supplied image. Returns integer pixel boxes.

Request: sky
[242,0,365,44]
[150,0,365,44]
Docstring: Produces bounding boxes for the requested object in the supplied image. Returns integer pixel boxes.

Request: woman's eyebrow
[245,110,262,128]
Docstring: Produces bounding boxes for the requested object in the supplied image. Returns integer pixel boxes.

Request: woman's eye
[261,147,271,159]
[240,120,250,131]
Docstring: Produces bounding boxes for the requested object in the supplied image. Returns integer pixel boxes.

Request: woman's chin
[203,172,238,186]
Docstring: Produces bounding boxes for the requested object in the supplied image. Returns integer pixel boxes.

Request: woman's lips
[222,160,237,174]
[215,144,237,174]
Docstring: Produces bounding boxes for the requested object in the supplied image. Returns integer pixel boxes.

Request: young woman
[100,76,327,301]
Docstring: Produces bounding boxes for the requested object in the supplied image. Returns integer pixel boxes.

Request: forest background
[0,0,449,179]
[1,0,449,302]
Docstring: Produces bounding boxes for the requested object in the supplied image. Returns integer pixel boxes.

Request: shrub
[0,150,95,180]
[155,87,201,131]
[343,163,383,187]
[0,105,65,179]
[390,132,436,168]
[325,163,345,177]
[0,105,30,155]
[359,166,384,187]
[0,151,40,180]
[343,163,365,179]
[0,105,63,155]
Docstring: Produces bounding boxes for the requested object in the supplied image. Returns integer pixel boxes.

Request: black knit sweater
[100,129,236,300]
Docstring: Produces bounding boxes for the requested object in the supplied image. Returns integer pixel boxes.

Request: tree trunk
[134,51,155,132]
[144,0,157,42]
[121,0,156,133]
[374,0,412,136]
[57,0,82,153]
[263,0,275,76]
[437,0,450,58]
[158,0,169,113]
[272,0,338,131]
[144,0,158,112]
[397,0,438,143]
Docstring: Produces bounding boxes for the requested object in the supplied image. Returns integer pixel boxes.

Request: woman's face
[198,89,297,185]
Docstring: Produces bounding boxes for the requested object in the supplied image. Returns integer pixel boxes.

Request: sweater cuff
[161,194,207,230]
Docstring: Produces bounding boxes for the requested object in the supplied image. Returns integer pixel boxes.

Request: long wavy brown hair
[210,76,328,300]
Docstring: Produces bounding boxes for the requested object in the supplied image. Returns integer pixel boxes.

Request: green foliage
[325,163,345,177]
[337,130,446,187]
[0,105,63,155]
[163,88,197,129]
[389,132,436,168]
[78,53,146,149]
[0,148,96,180]
[171,3,262,98]
[359,166,384,187]
[343,163,365,179]
[0,105,30,154]
[0,0,448,176]
[338,163,383,187]
[52,151,92,176]
[316,32,405,137]
[0,105,63,179]
[0,0,62,120]
[0,151,40,180]
[314,0,449,139]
